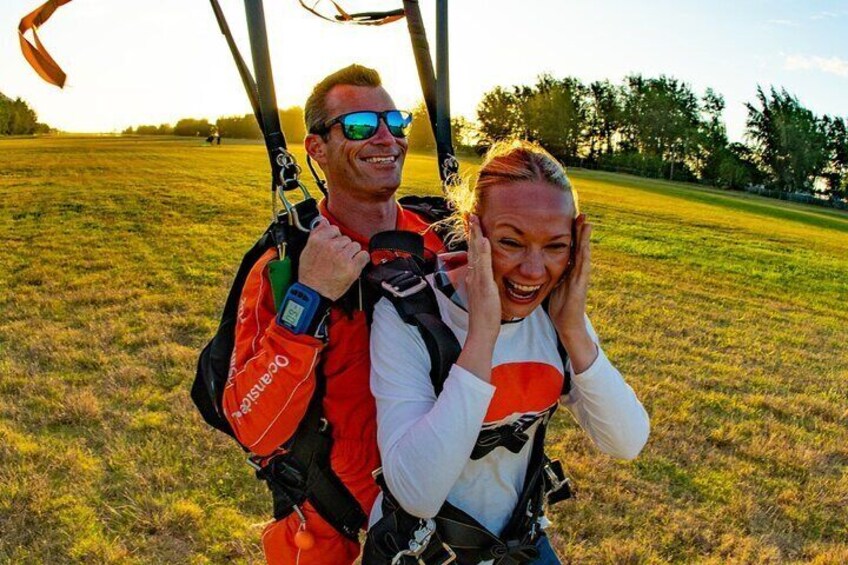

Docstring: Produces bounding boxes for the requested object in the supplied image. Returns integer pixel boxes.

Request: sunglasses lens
[385,111,413,138]
[341,112,378,140]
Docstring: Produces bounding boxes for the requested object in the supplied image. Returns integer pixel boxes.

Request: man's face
[307,85,408,202]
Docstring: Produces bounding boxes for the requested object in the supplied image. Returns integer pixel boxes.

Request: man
[221,64,444,564]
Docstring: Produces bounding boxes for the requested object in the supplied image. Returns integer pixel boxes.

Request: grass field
[1,136,847,564]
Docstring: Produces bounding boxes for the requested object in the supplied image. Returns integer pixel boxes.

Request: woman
[366,140,650,564]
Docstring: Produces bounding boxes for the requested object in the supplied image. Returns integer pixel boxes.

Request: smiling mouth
[363,155,398,164]
[504,280,543,302]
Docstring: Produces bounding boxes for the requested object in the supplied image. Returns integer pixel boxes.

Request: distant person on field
[365,140,650,564]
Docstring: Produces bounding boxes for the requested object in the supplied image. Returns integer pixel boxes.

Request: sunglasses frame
[316,110,413,141]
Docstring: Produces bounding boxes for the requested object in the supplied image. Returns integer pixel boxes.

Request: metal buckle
[390,519,455,565]
[246,456,263,472]
[381,278,427,298]
[544,460,567,492]
[277,181,313,233]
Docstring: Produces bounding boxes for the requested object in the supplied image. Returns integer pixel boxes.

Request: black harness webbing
[194,200,462,543]
[365,248,461,393]
[362,233,575,565]
[256,357,367,541]
[364,413,572,565]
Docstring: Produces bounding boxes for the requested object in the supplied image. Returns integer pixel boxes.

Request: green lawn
[1,136,846,563]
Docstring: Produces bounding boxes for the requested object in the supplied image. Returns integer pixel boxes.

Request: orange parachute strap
[299,0,404,25]
[18,0,73,88]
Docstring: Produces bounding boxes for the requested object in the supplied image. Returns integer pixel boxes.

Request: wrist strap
[277,282,332,340]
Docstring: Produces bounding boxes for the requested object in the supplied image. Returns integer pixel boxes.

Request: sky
[2,0,847,141]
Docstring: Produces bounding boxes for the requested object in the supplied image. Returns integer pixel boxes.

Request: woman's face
[478,180,574,320]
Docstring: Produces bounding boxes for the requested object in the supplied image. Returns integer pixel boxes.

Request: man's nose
[370,119,395,144]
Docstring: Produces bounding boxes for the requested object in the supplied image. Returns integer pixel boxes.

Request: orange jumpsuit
[223,200,444,564]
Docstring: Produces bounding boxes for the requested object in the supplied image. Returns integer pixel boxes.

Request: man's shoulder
[397,201,448,254]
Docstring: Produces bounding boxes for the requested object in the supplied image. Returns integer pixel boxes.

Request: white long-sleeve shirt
[369,274,650,537]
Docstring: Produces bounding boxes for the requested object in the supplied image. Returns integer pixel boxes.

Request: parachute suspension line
[243,1,295,191]
[209,0,262,128]
[403,1,458,189]
[210,0,312,229]
[435,0,459,187]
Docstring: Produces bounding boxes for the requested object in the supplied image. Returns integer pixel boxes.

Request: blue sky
[2,0,847,141]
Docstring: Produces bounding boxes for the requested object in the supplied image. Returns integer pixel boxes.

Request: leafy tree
[0,94,43,135]
[407,101,436,152]
[477,86,523,142]
[521,75,588,160]
[174,118,212,137]
[694,89,730,185]
[586,80,622,161]
[450,116,476,151]
[407,101,475,154]
[744,86,829,193]
[279,106,306,143]
[621,75,701,179]
[216,114,261,139]
[821,115,848,200]
[129,123,173,135]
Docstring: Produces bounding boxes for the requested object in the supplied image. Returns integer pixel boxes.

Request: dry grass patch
[1,136,846,563]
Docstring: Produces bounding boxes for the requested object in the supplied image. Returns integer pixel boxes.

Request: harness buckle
[381,277,428,298]
[543,458,573,504]
[390,518,455,565]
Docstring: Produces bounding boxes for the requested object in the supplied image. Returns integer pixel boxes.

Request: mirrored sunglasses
[319,110,413,141]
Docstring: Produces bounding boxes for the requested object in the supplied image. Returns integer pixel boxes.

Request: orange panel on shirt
[485,362,563,423]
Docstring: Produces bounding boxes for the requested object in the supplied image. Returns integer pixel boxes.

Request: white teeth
[510,282,541,292]
[365,156,395,163]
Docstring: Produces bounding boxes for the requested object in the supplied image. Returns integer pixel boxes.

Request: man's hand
[297,218,370,301]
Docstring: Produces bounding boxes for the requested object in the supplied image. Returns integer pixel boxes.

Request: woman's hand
[465,215,501,340]
[548,214,597,373]
[456,215,501,383]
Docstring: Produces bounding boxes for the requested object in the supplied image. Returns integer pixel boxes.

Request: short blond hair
[445,139,577,239]
[305,64,382,135]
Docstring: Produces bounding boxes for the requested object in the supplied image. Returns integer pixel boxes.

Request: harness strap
[255,350,366,541]
[362,247,576,563]
[403,0,459,187]
[369,468,544,565]
[294,379,367,539]
[365,236,461,394]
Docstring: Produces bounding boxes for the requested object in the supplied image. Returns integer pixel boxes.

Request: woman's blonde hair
[445,139,577,240]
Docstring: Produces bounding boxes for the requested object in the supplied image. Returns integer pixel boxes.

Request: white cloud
[810,11,841,21]
[785,55,848,77]
[766,19,798,27]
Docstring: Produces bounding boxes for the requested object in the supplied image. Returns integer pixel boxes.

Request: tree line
[123,107,306,143]
[476,75,847,202]
[0,93,51,135]
[122,76,847,204]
